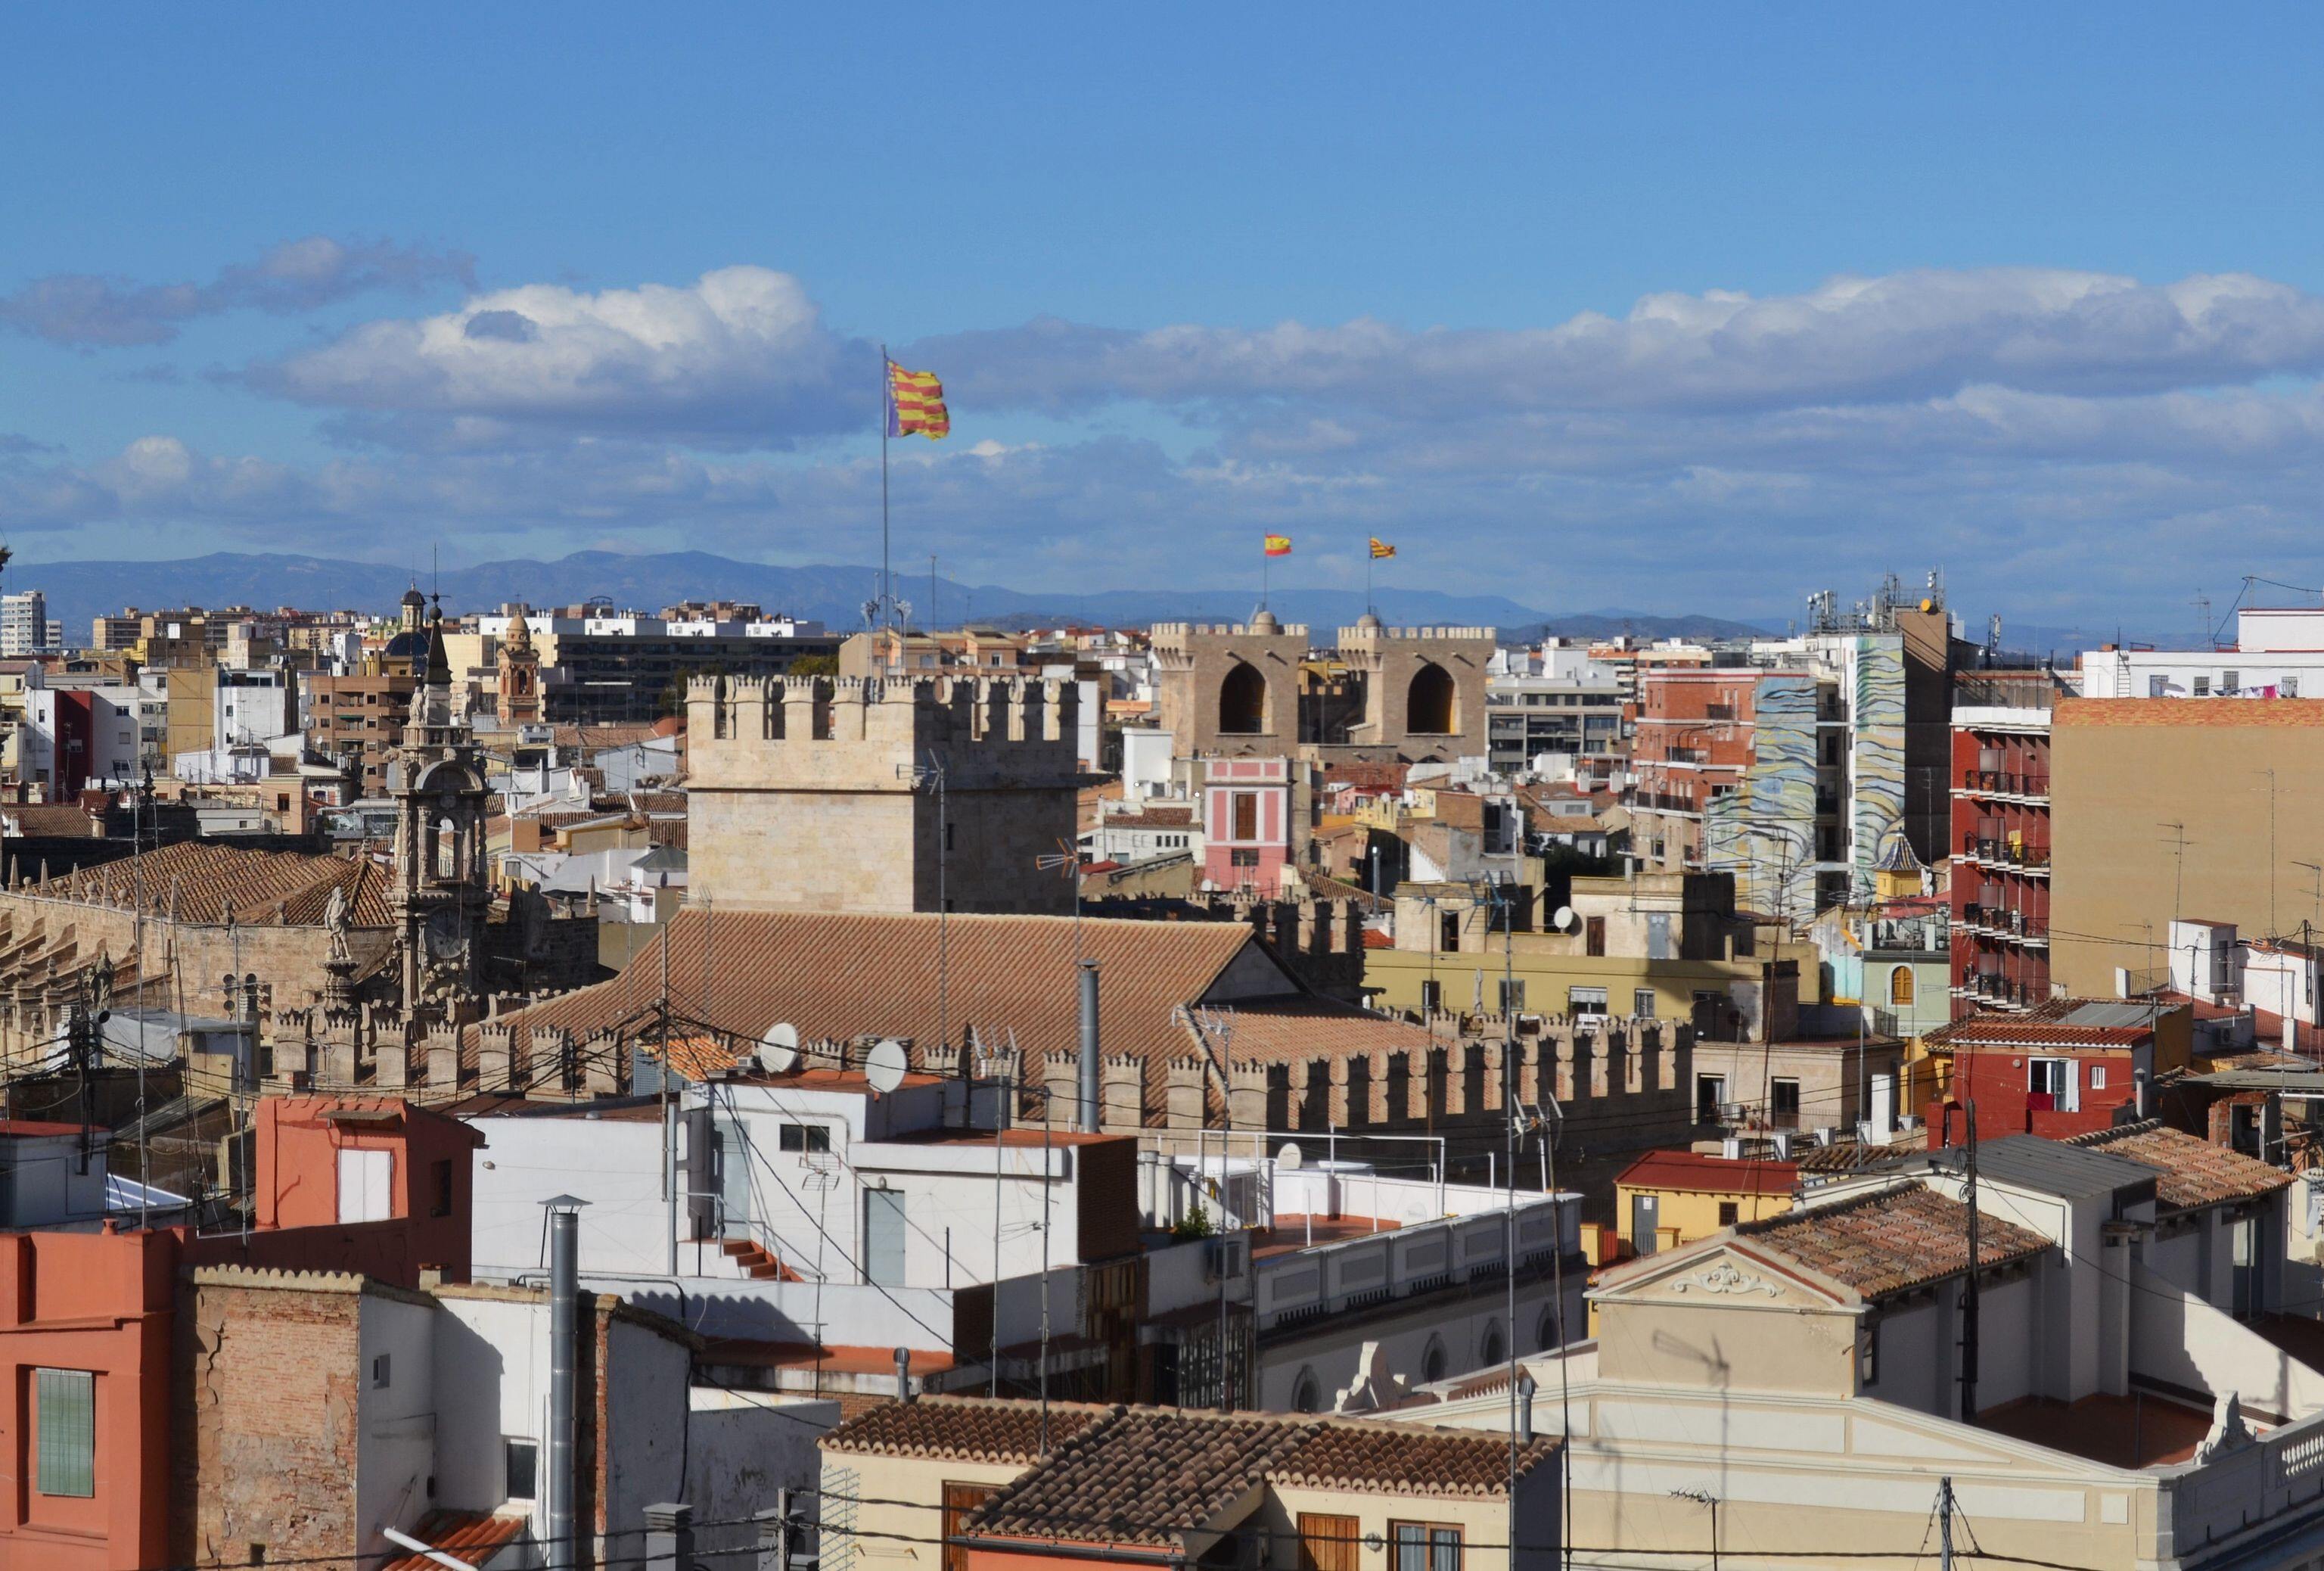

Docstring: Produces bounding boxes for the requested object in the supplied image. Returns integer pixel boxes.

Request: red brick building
[1950,690,2054,1015]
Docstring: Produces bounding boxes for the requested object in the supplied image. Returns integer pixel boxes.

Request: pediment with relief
[1600,1243,1844,1308]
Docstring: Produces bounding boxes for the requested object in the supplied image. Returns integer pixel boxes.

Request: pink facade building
[1202,758,1292,894]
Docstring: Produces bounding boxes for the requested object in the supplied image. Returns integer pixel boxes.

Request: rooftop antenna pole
[2161,822,2191,926]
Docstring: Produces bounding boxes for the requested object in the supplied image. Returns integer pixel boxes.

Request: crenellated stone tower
[685,673,1083,914]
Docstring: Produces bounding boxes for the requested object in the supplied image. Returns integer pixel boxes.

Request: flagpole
[880,343,892,665]
[1366,545,1374,614]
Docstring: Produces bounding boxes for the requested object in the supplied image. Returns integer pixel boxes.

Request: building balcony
[1957,767,2050,802]
[1955,972,2043,1009]
[1958,904,2049,946]
[1959,834,2051,875]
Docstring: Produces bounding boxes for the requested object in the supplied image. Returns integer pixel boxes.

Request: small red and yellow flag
[1263,534,1293,557]
[1369,537,1397,560]
[887,360,949,440]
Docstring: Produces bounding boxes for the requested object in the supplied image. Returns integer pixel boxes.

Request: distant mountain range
[8,550,1779,643]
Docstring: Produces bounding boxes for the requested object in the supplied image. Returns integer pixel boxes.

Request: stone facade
[684,673,1081,914]
[1150,614,1312,758]
[1338,620,1495,757]
[1148,616,1495,764]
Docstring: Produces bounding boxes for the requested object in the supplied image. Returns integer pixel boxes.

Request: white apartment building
[2083,607,2324,699]
[0,591,48,657]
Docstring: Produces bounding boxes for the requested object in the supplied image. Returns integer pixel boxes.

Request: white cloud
[254,266,867,447]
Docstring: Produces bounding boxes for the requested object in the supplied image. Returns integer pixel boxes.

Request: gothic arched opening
[1219,661,1266,735]
[1406,661,1457,734]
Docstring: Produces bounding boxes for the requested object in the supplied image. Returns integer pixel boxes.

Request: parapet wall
[685,673,1081,792]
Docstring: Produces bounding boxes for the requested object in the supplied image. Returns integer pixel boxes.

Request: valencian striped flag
[1369,537,1397,559]
[1263,534,1293,557]
[887,360,950,440]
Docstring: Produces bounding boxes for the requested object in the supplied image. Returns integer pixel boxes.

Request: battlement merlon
[1151,621,1315,646]
[1333,624,1498,646]
[687,674,1080,749]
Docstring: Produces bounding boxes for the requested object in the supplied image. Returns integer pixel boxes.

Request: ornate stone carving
[1672,1260,1781,1298]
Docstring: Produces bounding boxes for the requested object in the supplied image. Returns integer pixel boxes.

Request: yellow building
[1612,1149,1799,1256]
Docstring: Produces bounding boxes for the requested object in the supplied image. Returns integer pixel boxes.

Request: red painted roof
[1617,1149,1798,1195]
[0,1119,100,1137]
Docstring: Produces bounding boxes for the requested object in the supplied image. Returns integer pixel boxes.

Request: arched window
[1890,966,1915,1007]
[1291,1367,1322,1414]
[1478,1320,1505,1368]
[1219,661,1266,735]
[1421,1334,1448,1384]
[1407,662,1457,735]
[1536,1307,1561,1353]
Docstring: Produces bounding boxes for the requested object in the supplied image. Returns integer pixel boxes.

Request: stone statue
[325,885,353,963]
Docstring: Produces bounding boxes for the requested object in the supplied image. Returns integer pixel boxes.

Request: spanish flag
[887,360,949,440]
[1263,534,1293,557]
[1369,537,1396,560]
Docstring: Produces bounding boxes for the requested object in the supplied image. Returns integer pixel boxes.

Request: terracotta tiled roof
[3,804,101,837]
[27,841,393,927]
[1100,807,1196,831]
[501,908,1431,1106]
[1727,1182,2049,1299]
[822,1395,1111,1463]
[2055,698,2324,727]
[961,1405,1555,1548]
[1617,1150,1799,1195]
[381,1510,530,1571]
[2066,1120,2293,1213]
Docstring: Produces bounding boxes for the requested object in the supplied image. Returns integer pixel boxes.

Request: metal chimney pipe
[544,1198,587,1571]
[1078,960,1101,1134]
[1515,1369,1537,1444]
[894,1345,915,1403]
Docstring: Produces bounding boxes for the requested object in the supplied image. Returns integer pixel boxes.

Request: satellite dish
[757,1021,800,1075]
[1276,1142,1303,1170]
[865,1037,909,1096]
[1552,905,1577,932]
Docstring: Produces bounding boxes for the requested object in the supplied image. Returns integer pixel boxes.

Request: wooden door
[1299,1513,1359,1571]
[944,1482,999,1571]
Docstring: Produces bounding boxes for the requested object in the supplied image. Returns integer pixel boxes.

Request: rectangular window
[430,1159,454,1218]
[35,1368,95,1498]
[2195,676,2211,696]
[1633,989,1657,1019]
[2090,1064,2108,1090]
[1717,1200,1739,1227]
[2148,675,2167,698]
[1771,1078,1801,1128]
[1497,979,1526,1013]
[1390,1522,1462,1571]
[778,1123,832,1154]
[1231,792,1260,840]
[1585,915,1606,957]
[1418,980,1443,1015]
[2286,677,2301,698]
[337,1147,392,1224]
[1696,1075,1726,1124]
[2030,1058,2068,1099]
[2224,670,2240,692]
[505,1437,539,1501]
[1568,985,1608,1016]
[1440,912,1461,951]
[1230,848,1260,869]
[371,1354,391,1389]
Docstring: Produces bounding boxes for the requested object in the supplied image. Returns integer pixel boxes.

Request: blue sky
[5,6,2324,629]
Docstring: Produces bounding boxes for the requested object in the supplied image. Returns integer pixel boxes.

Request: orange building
[0,1097,479,1570]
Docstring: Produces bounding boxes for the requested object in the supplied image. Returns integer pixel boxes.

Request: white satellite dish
[1276,1141,1303,1170]
[1552,905,1576,932]
[757,1021,800,1075]
[864,1037,909,1096]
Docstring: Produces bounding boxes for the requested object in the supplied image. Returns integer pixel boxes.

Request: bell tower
[498,603,542,726]
[387,599,491,1016]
